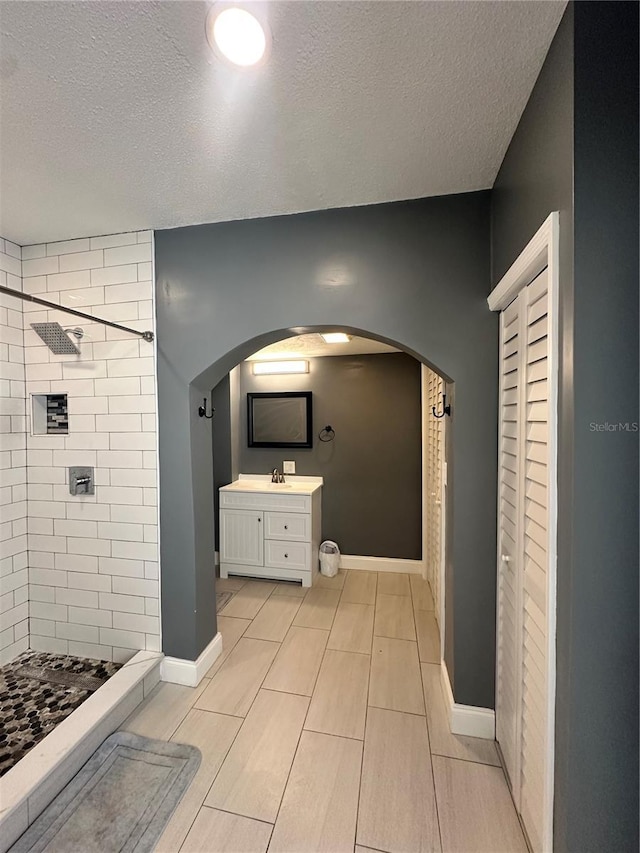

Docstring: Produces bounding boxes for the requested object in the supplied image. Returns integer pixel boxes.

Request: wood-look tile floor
[122,571,526,853]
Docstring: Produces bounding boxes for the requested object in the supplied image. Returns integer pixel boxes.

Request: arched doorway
[154,195,498,710]
[209,328,447,618]
[161,322,453,661]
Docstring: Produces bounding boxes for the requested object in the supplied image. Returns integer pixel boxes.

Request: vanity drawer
[220,491,311,514]
[264,512,310,542]
[264,540,310,571]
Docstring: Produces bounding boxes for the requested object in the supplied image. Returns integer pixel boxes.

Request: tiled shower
[1,230,161,666]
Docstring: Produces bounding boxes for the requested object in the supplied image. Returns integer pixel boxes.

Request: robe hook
[432,393,451,419]
[198,398,214,419]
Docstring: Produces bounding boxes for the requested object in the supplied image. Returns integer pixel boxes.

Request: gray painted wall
[155,191,497,706]
[490,7,574,289]
[492,3,639,850]
[238,352,422,559]
[564,3,638,849]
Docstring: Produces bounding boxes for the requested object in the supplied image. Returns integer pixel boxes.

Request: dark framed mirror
[247,392,313,448]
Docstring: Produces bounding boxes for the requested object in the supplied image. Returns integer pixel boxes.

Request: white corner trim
[487,212,559,312]
[440,660,495,740]
[161,632,223,687]
[339,554,424,575]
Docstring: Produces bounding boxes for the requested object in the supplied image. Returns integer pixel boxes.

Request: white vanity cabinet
[219,477,322,587]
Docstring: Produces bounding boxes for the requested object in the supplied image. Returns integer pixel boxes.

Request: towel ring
[319,425,335,442]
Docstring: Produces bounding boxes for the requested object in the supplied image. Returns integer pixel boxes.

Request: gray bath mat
[10,731,201,853]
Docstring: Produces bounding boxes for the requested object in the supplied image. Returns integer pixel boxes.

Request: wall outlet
[283,461,296,474]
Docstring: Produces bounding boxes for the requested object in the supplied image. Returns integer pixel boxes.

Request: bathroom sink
[228,480,293,491]
[223,477,323,496]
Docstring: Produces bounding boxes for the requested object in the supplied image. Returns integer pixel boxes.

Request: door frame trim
[488,212,559,311]
[488,211,559,853]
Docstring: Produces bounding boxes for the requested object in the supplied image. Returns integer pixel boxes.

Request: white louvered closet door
[519,268,552,853]
[496,266,555,853]
[425,368,444,626]
[496,293,523,794]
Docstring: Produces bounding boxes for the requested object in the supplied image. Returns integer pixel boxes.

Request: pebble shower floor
[0,651,121,776]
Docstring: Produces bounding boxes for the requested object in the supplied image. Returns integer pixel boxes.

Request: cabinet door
[220,510,264,566]
[519,267,552,853]
[495,266,555,853]
[425,367,444,628]
[496,291,524,796]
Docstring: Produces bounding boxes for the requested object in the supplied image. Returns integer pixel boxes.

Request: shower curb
[0,650,162,853]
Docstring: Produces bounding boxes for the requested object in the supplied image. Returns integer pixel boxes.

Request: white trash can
[319,540,340,578]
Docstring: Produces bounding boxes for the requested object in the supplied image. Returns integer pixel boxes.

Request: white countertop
[220,474,323,496]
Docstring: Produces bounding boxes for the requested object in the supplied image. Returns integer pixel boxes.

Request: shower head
[31,322,82,355]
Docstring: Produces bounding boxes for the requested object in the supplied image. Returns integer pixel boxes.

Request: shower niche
[32,393,69,435]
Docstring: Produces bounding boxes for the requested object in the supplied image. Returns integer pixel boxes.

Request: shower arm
[0,284,154,343]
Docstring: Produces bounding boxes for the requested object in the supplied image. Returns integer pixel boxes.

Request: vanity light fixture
[320,332,350,344]
[206,5,270,68]
[252,360,309,375]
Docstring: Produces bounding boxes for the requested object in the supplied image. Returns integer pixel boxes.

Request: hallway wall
[237,352,422,560]
[0,237,28,664]
[491,3,639,849]
[155,191,498,708]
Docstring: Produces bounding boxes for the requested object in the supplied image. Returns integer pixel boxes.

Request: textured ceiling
[247,333,400,360]
[0,1,565,245]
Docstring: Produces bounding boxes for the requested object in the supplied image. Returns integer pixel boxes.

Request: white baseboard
[339,555,424,575]
[161,632,223,687]
[440,659,495,740]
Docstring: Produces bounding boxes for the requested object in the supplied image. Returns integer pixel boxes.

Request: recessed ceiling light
[206,6,270,68]
[321,333,351,344]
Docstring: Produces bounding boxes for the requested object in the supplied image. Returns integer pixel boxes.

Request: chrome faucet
[271,468,285,483]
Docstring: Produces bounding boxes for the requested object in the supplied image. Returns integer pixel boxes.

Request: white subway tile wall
[0,237,29,664]
[22,231,159,663]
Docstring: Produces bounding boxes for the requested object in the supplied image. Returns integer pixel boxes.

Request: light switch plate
[283,461,296,474]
